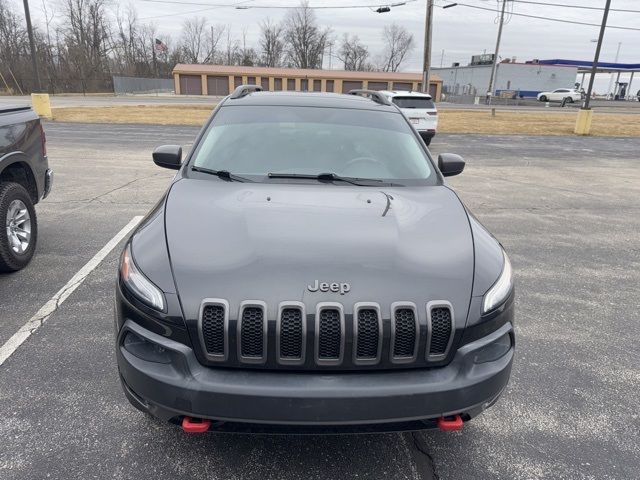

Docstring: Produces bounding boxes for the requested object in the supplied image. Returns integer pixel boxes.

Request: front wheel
[539,95,547,102]
[565,97,574,103]
[0,182,38,272]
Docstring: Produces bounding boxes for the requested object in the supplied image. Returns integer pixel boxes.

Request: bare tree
[283,1,330,69]
[237,26,259,66]
[337,34,369,71]
[203,24,225,64]
[181,17,207,64]
[259,18,284,67]
[61,0,111,92]
[222,25,239,65]
[380,23,414,72]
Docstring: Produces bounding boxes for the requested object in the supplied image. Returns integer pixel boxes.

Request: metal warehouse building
[432,62,578,98]
[172,64,443,99]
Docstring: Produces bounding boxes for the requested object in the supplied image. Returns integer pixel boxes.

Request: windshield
[392,97,436,109]
[190,105,435,185]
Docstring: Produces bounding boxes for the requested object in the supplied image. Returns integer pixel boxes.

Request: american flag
[154,38,168,53]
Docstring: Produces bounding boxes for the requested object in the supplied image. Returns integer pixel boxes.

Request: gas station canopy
[538,59,640,73]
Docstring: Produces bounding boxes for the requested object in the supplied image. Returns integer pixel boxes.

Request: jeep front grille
[427,301,455,360]
[353,303,382,365]
[316,304,344,365]
[277,303,306,365]
[237,301,267,363]
[198,299,229,362]
[202,305,225,355]
[197,299,455,370]
[391,303,419,363]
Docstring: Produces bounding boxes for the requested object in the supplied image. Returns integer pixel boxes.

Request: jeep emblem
[307,280,351,295]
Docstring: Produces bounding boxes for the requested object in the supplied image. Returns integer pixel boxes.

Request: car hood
[165,179,474,322]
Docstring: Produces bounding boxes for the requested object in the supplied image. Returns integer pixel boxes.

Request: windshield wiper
[267,172,398,187]
[191,166,253,182]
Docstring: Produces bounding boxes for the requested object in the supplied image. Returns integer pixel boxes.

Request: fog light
[123,331,171,364]
[473,333,511,364]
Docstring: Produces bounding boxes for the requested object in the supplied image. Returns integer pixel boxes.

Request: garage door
[368,81,388,91]
[207,75,229,96]
[393,82,412,91]
[179,75,202,95]
[261,77,270,91]
[342,81,363,93]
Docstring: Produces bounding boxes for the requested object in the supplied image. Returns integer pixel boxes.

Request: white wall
[433,63,578,96]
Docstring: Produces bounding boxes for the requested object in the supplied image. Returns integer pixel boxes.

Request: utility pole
[583,0,611,110]
[606,41,621,97]
[575,0,611,134]
[23,0,42,92]
[486,0,509,102]
[422,0,434,94]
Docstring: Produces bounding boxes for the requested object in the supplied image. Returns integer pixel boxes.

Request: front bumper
[117,318,513,430]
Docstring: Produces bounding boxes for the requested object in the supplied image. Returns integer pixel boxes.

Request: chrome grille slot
[198,299,229,362]
[427,301,455,361]
[237,301,267,363]
[315,303,345,366]
[277,302,306,365]
[390,302,419,363]
[353,303,382,365]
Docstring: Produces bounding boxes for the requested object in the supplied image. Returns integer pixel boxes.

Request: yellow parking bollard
[31,93,52,119]
[574,109,593,135]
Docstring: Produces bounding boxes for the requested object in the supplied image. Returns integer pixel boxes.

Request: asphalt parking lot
[1,123,639,479]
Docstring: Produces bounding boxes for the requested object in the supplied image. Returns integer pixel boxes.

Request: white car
[380,90,438,145]
[537,88,583,103]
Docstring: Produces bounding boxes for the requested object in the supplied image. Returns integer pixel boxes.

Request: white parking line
[0,216,143,366]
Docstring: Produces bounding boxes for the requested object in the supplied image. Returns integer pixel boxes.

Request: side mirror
[153,145,182,170]
[438,153,465,177]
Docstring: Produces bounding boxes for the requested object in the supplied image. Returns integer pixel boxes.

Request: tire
[539,95,547,102]
[0,182,38,272]
[565,97,574,103]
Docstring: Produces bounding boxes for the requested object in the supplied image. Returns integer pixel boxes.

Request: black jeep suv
[115,87,515,434]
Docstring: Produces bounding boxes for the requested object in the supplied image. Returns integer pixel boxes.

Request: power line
[141,0,416,9]
[438,2,640,31]
[504,0,640,15]
[140,0,253,19]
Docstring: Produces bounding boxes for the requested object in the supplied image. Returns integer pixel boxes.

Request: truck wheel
[0,182,38,272]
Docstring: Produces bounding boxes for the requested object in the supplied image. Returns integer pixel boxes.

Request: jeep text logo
[307,280,351,295]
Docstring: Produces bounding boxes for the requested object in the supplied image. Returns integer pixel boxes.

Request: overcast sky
[13,0,640,92]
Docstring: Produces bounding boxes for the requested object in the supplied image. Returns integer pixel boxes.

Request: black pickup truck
[0,105,52,271]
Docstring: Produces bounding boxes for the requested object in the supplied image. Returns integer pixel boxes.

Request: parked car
[115,86,515,434]
[378,90,438,145]
[0,105,52,271]
[537,88,583,103]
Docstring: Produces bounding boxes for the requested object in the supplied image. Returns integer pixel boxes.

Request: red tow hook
[181,416,211,434]
[436,415,464,432]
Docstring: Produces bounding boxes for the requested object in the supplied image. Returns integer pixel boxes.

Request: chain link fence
[112,76,174,95]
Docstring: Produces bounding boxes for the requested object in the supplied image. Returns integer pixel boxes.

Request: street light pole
[582,0,611,110]
[422,0,434,94]
[486,0,509,102]
[22,0,42,92]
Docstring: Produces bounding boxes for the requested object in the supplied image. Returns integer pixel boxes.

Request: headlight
[482,250,513,314]
[120,244,166,312]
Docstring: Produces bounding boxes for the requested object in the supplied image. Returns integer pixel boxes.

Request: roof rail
[347,89,392,106]
[230,84,263,99]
